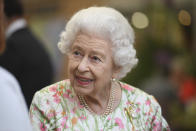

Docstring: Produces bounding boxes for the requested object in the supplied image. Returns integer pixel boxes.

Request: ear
[112,65,121,79]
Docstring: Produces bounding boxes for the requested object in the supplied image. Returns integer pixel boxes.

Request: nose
[77,57,89,72]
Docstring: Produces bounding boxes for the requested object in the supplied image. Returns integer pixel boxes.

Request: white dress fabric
[0,66,32,131]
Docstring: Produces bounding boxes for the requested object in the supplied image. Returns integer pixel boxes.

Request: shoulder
[120,81,151,98]
[0,66,20,88]
[0,67,32,131]
[31,79,71,106]
[10,27,30,38]
[30,79,73,125]
[8,27,37,46]
[119,81,170,130]
[119,81,160,109]
[33,79,71,97]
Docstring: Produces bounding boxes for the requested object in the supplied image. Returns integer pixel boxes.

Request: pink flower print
[145,111,151,116]
[78,101,84,108]
[79,115,87,120]
[122,84,134,92]
[64,116,68,120]
[49,85,57,92]
[40,122,46,131]
[66,89,72,94]
[145,99,151,106]
[47,110,56,119]
[136,107,140,113]
[145,121,148,126]
[54,97,61,103]
[63,92,69,99]
[136,102,141,105]
[55,128,61,131]
[107,117,111,120]
[53,93,58,98]
[53,93,61,104]
[61,121,67,128]
[61,116,68,128]
[71,107,77,114]
[126,101,133,105]
[47,113,54,119]
[115,117,124,129]
[152,121,161,131]
[33,105,38,111]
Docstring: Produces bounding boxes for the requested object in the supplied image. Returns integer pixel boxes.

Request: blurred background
[21,0,195,130]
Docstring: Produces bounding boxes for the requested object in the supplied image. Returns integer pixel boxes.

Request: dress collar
[6,18,27,38]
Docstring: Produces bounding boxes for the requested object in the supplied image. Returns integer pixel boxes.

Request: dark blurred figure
[0,0,5,53]
[169,56,196,105]
[141,50,179,130]
[169,56,196,131]
[0,0,53,108]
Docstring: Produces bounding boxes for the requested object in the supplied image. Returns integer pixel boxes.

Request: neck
[79,82,113,115]
[85,85,111,111]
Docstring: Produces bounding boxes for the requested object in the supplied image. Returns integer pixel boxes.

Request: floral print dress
[30,79,170,131]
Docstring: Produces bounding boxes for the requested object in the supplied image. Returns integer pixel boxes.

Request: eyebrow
[71,45,83,51]
[72,45,106,59]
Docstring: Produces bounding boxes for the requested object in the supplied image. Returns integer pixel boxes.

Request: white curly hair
[58,6,138,79]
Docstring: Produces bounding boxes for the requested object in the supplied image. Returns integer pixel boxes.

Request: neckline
[78,82,115,117]
[6,18,27,38]
[75,81,124,118]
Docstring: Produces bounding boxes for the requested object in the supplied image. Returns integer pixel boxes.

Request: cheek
[104,64,115,78]
[93,64,113,80]
[67,60,78,75]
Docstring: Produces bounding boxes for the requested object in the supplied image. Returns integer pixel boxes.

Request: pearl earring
[111,78,116,82]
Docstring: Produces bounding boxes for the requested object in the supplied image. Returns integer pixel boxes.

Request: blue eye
[73,51,80,56]
[91,56,101,62]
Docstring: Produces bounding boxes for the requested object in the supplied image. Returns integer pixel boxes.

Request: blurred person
[167,56,196,131]
[170,56,196,105]
[179,77,196,105]
[0,0,54,108]
[0,0,32,130]
[141,50,179,130]
[30,7,170,131]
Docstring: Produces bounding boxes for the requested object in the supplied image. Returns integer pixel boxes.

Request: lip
[75,75,93,86]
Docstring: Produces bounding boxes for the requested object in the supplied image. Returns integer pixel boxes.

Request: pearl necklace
[78,82,116,117]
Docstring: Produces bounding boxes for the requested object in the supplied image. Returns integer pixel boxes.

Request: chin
[72,82,94,96]
[74,87,92,96]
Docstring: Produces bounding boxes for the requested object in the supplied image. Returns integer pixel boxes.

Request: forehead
[72,34,112,54]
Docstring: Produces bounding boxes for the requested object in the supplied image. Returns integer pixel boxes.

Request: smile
[75,76,93,86]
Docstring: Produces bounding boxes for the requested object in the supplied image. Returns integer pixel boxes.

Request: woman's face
[68,33,118,95]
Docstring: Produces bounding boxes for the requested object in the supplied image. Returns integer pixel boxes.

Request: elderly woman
[30,7,170,131]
